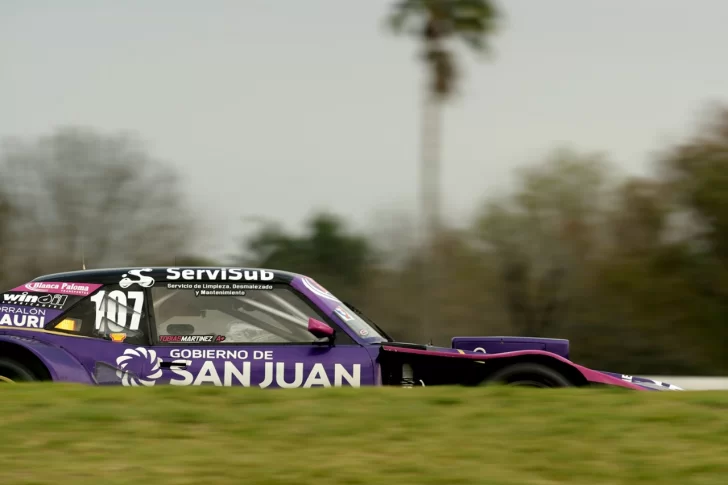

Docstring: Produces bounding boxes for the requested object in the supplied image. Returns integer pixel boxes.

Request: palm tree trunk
[419,90,443,343]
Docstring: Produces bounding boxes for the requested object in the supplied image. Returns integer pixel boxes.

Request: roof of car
[32,267,300,284]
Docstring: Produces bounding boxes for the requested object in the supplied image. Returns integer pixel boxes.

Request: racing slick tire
[0,357,39,383]
[481,362,573,388]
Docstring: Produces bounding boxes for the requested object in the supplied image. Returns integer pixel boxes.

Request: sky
[2,0,728,260]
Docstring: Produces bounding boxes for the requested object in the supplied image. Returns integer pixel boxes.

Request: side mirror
[308,317,335,343]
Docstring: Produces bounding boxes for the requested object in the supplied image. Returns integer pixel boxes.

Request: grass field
[1,385,728,485]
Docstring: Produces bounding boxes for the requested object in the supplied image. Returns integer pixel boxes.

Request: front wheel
[0,358,39,383]
[481,362,573,388]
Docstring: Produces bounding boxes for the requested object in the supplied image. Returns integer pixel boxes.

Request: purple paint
[291,276,382,343]
[452,336,570,359]
[299,276,340,302]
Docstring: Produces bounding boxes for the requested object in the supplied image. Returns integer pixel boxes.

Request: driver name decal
[0,306,63,328]
[159,335,219,343]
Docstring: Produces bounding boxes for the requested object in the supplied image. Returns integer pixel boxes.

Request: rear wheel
[0,358,39,383]
[482,362,573,388]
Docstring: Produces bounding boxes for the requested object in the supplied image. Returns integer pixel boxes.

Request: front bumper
[597,371,684,391]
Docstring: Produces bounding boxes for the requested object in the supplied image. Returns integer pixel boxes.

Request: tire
[482,362,573,388]
[0,357,39,383]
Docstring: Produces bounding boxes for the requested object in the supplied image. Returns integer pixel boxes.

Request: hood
[452,336,570,359]
[381,342,683,391]
[597,371,683,391]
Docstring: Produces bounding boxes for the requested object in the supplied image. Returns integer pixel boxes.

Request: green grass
[1,385,728,485]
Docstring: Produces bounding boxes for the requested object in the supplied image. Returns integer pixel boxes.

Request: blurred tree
[149,255,222,267]
[239,212,376,302]
[360,226,507,344]
[386,0,500,339]
[639,104,728,371]
[473,148,615,337]
[660,106,728,262]
[173,256,222,267]
[571,176,704,374]
[574,106,728,374]
[470,149,723,374]
[0,127,197,283]
[608,178,669,255]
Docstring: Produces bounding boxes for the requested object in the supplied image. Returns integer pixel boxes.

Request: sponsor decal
[12,281,102,297]
[2,292,68,309]
[0,306,64,328]
[165,282,270,293]
[167,361,361,388]
[114,347,361,388]
[195,288,247,297]
[302,277,340,302]
[159,335,216,343]
[120,268,155,288]
[90,290,145,332]
[333,306,354,322]
[166,268,274,282]
[115,347,163,386]
[110,333,127,343]
[170,349,268,360]
[332,305,376,339]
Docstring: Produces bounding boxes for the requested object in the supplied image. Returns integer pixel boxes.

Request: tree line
[2,106,728,375]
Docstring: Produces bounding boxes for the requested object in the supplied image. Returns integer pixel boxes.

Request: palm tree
[387,0,500,341]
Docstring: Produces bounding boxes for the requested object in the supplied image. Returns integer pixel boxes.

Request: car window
[150,283,351,344]
[49,284,150,345]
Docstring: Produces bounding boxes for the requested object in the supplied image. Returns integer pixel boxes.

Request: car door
[147,281,376,388]
[39,282,162,386]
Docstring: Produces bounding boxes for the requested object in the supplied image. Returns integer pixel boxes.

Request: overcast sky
[2,0,728,259]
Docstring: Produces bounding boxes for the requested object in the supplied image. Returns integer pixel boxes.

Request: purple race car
[0,267,682,391]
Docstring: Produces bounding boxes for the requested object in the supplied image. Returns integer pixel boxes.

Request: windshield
[151,284,324,343]
[331,301,390,343]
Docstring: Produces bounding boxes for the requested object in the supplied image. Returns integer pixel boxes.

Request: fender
[380,345,646,390]
[0,335,95,384]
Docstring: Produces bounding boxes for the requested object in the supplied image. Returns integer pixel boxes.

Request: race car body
[0,267,681,391]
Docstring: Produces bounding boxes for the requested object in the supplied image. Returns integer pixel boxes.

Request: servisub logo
[119,268,155,289]
[115,347,163,386]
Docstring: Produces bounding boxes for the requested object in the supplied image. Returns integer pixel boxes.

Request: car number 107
[90,290,144,332]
